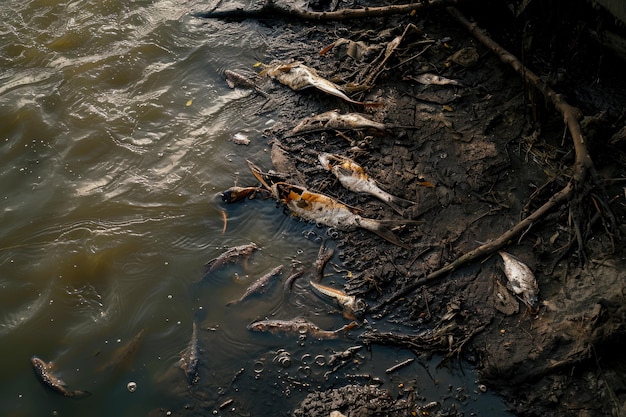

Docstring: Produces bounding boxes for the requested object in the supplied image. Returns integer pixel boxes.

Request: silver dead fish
[271,181,419,249]
[227,265,284,305]
[205,243,258,273]
[291,110,388,135]
[498,251,540,313]
[310,280,366,319]
[247,317,357,339]
[178,321,200,385]
[31,356,91,398]
[259,61,381,107]
[318,152,417,215]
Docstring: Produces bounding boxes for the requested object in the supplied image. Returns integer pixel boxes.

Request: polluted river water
[0,0,513,415]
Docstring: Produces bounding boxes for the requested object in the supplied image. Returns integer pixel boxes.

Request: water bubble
[300,354,312,365]
[127,382,137,392]
[297,366,311,378]
[253,361,264,373]
[314,355,326,367]
[167,294,172,299]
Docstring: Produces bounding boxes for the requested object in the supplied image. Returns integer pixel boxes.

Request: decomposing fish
[318,152,417,215]
[498,251,540,313]
[270,140,307,186]
[313,242,334,282]
[224,69,268,97]
[259,61,381,107]
[247,317,357,339]
[405,73,463,87]
[271,182,419,249]
[291,110,388,135]
[31,356,91,398]
[204,243,258,274]
[309,280,367,319]
[218,186,266,204]
[99,328,145,371]
[226,265,284,305]
[178,321,200,385]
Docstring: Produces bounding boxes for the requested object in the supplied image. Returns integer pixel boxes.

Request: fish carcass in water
[259,61,381,107]
[204,243,258,274]
[318,152,417,215]
[309,280,366,319]
[291,110,388,135]
[99,328,145,371]
[178,322,200,385]
[218,186,267,204]
[498,251,540,313]
[31,356,91,398]
[224,69,268,97]
[247,317,357,339]
[272,182,419,249]
[227,265,284,305]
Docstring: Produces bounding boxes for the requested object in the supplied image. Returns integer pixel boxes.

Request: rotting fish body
[310,280,366,319]
[272,182,419,249]
[498,251,540,313]
[227,265,284,305]
[247,317,357,339]
[224,69,268,97]
[31,356,91,398]
[291,110,388,135]
[260,62,381,107]
[318,152,416,215]
[205,243,258,273]
[178,322,200,385]
[218,186,264,204]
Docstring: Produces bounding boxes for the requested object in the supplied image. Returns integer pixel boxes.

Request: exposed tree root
[196,0,458,20]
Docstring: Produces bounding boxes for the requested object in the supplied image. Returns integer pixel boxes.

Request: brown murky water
[0,1,513,415]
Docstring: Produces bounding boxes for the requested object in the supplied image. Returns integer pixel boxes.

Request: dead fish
[270,140,307,186]
[313,242,334,282]
[247,317,357,339]
[318,152,416,215]
[178,322,200,385]
[310,280,366,319]
[224,69,269,97]
[259,61,381,107]
[218,186,264,204]
[291,110,388,135]
[406,73,463,86]
[204,243,258,274]
[227,265,284,305]
[498,251,540,313]
[99,329,145,371]
[271,182,419,249]
[31,356,91,398]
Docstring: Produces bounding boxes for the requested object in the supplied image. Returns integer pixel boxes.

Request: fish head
[247,321,265,332]
[219,186,255,203]
[524,294,540,314]
[31,356,47,369]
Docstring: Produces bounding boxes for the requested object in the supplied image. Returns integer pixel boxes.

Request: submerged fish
[247,317,357,339]
[291,110,388,135]
[309,280,366,319]
[498,251,540,313]
[99,328,145,371]
[204,243,259,274]
[271,182,419,249]
[31,356,91,398]
[178,322,200,385]
[259,61,381,107]
[284,268,306,291]
[318,153,417,215]
[227,265,284,305]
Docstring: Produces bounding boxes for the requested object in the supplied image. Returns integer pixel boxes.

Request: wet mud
[197,1,626,416]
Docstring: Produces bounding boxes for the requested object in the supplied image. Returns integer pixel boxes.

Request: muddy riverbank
[196,1,626,415]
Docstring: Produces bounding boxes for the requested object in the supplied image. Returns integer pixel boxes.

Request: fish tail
[358,219,413,249]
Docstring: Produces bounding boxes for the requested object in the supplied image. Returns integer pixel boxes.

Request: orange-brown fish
[498,251,540,313]
[31,356,91,398]
[259,61,381,107]
[218,186,265,204]
[309,280,366,319]
[204,243,258,274]
[226,265,284,305]
[247,317,357,339]
[271,182,419,249]
[318,153,416,215]
[291,110,388,135]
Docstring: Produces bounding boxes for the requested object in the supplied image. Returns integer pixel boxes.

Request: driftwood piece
[196,0,458,20]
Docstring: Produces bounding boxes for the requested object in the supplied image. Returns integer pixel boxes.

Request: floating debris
[231,132,250,146]
[227,265,284,305]
[259,61,381,107]
[318,152,417,215]
[31,356,91,398]
[498,251,540,313]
